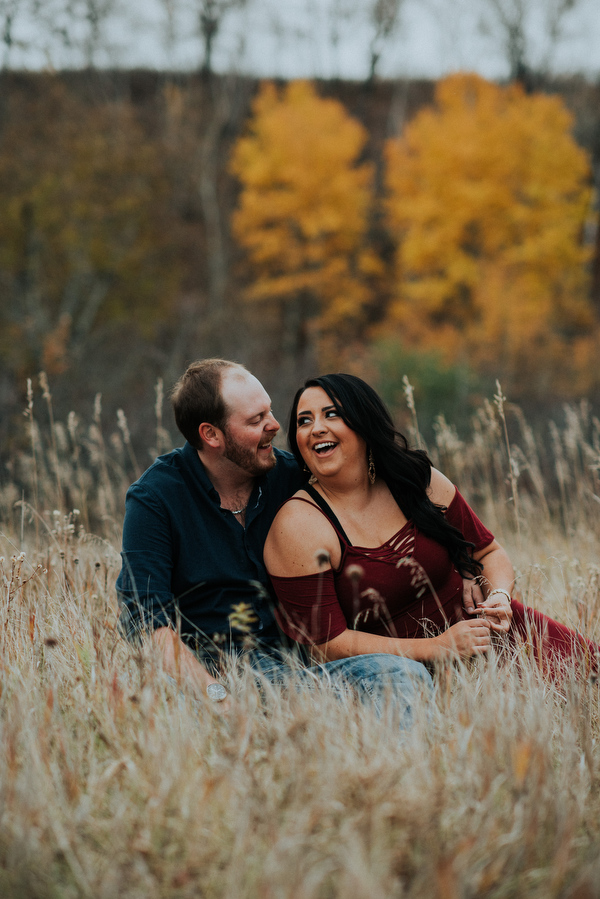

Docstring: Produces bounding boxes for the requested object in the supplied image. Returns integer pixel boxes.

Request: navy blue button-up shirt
[116,441,305,660]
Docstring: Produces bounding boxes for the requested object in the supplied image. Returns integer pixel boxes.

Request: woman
[264,374,598,673]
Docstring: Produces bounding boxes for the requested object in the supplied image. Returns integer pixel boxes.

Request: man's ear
[198,422,223,449]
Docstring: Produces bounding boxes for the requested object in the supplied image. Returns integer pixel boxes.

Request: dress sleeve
[445,489,495,551]
[271,570,348,645]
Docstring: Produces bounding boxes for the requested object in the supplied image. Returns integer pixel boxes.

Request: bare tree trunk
[591,204,600,313]
[160,72,254,362]
[197,89,229,319]
[275,294,318,407]
[477,0,582,86]
[367,0,403,83]
[0,0,27,70]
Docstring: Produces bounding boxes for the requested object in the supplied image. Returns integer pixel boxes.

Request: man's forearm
[152,627,222,699]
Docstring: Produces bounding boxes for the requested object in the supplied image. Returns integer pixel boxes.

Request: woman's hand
[462,578,512,634]
[469,541,515,635]
[474,593,512,634]
[462,577,484,615]
[435,618,492,660]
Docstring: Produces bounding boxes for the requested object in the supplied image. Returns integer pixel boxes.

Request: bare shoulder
[427,468,457,508]
[263,492,340,577]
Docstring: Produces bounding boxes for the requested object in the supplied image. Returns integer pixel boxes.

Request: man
[117,359,433,717]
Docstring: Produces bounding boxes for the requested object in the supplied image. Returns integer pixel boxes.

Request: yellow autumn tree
[230,80,380,380]
[385,73,596,398]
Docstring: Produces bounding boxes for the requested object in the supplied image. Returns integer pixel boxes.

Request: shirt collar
[182,441,220,502]
[182,440,272,510]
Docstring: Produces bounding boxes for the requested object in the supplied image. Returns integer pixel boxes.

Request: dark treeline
[1,69,599,477]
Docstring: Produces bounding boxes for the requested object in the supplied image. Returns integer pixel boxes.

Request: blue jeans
[246,650,433,729]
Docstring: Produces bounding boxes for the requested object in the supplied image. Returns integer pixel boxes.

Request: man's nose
[264,413,280,433]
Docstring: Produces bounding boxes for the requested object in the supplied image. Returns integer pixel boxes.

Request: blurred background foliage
[0,0,599,471]
[364,337,487,443]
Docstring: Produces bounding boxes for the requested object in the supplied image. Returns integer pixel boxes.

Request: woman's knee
[336,653,434,691]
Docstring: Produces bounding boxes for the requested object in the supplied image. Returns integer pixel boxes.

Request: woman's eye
[297,416,311,426]
[325,409,338,418]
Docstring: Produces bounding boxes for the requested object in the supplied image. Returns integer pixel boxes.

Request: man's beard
[222,428,277,477]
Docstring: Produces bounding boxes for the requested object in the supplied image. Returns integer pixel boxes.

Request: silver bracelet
[487,588,512,603]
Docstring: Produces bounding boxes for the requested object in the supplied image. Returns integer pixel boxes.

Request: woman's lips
[312,442,337,457]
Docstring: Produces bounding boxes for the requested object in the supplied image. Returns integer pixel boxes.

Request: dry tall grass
[1,378,600,898]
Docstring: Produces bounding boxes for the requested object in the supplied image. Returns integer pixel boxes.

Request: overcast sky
[8,0,600,80]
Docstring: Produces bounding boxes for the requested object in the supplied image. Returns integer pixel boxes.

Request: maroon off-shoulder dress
[270,489,598,675]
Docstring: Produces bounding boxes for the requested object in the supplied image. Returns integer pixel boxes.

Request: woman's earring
[368,449,376,485]
[304,463,317,485]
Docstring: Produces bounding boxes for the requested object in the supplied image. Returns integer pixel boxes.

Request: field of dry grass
[1,379,600,898]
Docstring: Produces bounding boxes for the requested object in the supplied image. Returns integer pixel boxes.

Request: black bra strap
[303,483,352,547]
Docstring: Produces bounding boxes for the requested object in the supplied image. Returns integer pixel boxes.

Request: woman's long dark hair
[289,373,482,579]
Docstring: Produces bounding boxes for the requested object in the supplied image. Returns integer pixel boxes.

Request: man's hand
[194,691,232,716]
[203,682,232,715]
[152,627,232,714]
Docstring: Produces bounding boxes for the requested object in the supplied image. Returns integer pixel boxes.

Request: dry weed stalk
[39,371,64,510]
[0,380,599,896]
[0,523,599,898]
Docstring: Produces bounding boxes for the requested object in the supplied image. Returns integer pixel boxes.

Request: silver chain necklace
[224,487,260,516]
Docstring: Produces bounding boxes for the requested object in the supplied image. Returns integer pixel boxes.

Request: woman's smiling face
[295,386,366,480]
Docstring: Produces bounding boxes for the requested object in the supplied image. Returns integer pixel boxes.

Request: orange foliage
[385,73,596,397]
[230,80,380,330]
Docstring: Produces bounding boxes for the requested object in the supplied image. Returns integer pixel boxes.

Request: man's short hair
[171,359,245,449]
